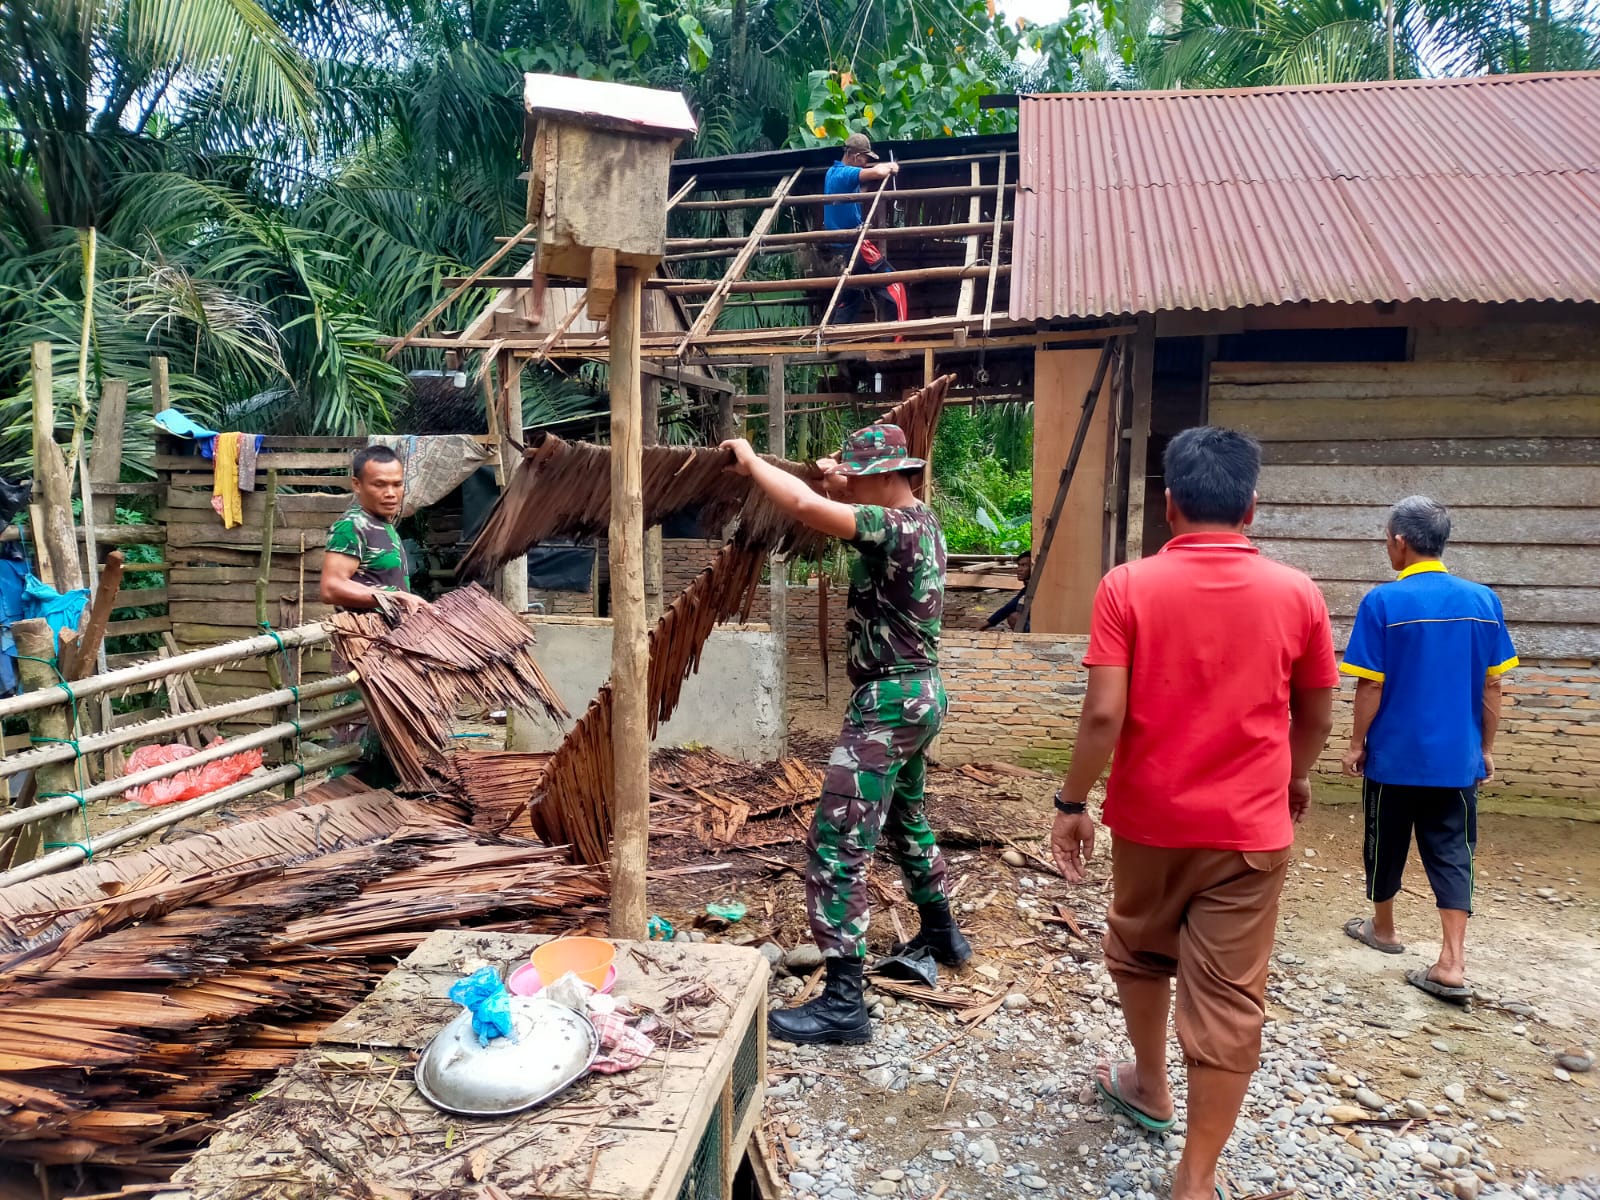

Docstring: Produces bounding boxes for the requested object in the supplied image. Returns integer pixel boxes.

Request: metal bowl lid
[415,995,599,1117]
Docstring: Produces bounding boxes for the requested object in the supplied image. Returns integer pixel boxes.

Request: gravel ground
[743,797,1600,1200]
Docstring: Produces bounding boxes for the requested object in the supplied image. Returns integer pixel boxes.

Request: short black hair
[352,445,401,481]
[1163,426,1260,525]
[1017,550,1033,561]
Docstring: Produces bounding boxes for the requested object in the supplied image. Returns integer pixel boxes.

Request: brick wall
[781,613,1600,814]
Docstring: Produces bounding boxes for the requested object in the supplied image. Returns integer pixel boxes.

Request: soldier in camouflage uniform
[320,446,429,781]
[319,445,427,616]
[722,424,972,1046]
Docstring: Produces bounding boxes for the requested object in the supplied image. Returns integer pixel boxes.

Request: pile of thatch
[328,583,567,790]
[0,778,607,1169]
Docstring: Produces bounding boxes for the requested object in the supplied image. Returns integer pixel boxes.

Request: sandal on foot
[1093,1060,1175,1133]
[1406,966,1471,1005]
[1344,916,1404,955]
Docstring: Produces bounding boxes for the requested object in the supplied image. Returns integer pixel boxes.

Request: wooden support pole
[1124,316,1156,562]
[642,302,664,622]
[955,164,983,323]
[609,266,650,942]
[88,379,127,528]
[499,354,529,613]
[61,552,123,682]
[767,356,789,757]
[150,355,170,413]
[13,618,85,860]
[30,343,83,593]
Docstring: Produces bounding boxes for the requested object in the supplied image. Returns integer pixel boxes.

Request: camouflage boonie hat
[834,423,925,476]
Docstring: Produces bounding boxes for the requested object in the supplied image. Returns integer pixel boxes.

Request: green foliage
[931,406,1033,556]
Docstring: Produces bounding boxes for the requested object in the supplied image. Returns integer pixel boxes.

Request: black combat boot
[768,957,870,1045]
[891,899,973,967]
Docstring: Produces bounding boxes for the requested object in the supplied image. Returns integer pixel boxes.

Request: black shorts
[1362,779,1477,913]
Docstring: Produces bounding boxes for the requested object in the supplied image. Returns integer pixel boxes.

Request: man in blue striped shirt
[1340,496,1517,1005]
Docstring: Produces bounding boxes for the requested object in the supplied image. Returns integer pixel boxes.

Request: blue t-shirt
[824,161,864,233]
[1341,562,1517,788]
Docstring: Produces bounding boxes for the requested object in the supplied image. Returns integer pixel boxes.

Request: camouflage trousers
[806,673,950,960]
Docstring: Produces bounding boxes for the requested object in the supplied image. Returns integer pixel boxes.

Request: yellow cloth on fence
[212,432,243,529]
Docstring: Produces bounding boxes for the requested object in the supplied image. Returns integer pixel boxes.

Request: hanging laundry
[21,574,89,652]
[212,432,244,529]
[153,409,221,457]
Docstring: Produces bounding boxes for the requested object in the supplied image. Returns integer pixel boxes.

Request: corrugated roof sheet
[1010,73,1600,321]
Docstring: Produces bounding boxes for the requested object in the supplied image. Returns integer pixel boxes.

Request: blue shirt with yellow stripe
[1341,561,1517,788]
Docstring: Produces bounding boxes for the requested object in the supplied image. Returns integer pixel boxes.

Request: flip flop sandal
[1406,966,1472,1006]
[1093,1061,1176,1133]
[1344,916,1405,955]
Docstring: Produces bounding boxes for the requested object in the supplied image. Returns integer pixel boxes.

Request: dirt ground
[649,756,1600,1190]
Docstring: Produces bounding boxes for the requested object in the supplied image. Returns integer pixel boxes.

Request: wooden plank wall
[1030,348,1115,635]
[1210,348,1600,659]
[160,436,348,720]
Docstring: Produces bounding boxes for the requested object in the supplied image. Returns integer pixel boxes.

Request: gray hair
[1386,495,1451,557]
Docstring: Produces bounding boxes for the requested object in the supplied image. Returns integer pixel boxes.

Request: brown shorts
[1102,837,1291,1074]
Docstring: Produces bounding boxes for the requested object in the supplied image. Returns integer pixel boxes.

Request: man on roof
[824,132,908,327]
[722,423,970,1045]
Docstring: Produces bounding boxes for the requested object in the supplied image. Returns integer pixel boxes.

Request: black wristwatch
[1053,792,1087,816]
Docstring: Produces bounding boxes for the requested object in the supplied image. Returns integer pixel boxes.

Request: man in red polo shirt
[1050,426,1337,1200]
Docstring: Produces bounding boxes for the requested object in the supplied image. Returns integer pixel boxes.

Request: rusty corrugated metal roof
[1010,73,1600,321]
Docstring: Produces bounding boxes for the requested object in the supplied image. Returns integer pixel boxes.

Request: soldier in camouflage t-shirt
[723,423,971,1046]
[319,446,427,616]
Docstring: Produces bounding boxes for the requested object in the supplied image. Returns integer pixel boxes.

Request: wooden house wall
[1209,333,1600,658]
[158,438,346,721]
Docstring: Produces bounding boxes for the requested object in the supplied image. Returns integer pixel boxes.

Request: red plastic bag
[124,739,265,807]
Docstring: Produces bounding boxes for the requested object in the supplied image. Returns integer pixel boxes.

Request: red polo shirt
[1084,532,1338,852]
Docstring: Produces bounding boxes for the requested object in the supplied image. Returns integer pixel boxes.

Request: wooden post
[767,357,788,756]
[609,266,650,942]
[498,353,530,613]
[642,301,664,621]
[715,391,738,443]
[89,380,127,527]
[150,355,171,414]
[1123,316,1156,562]
[30,344,84,593]
[13,618,86,859]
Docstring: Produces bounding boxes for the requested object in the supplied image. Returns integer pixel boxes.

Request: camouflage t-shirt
[845,504,946,686]
[326,504,409,594]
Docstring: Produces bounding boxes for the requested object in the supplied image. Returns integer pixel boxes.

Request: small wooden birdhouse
[523,74,697,320]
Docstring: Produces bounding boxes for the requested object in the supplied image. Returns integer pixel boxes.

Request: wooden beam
[667,263,1011,296]
[1123,316,1156,562]
[663,220,1014,261]
[955,163,983,321]
[587,248,618,321]
[675,182,1017,211]
[499,353,529,613]
[88,379,127,528]
[31,343,83,592]
[981,151,1009,339]
[767,355,789,757]
[609,266,649,943]
[384,221,536,360]
[676,168,804,357]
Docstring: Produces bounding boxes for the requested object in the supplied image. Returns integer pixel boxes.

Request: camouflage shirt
[845,504,946,686]
[326,504,409,595]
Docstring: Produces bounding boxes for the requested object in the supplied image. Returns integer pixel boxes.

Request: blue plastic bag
[447,966,515,1046]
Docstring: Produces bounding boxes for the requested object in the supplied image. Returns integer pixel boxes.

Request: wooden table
[161,930,772,1200]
